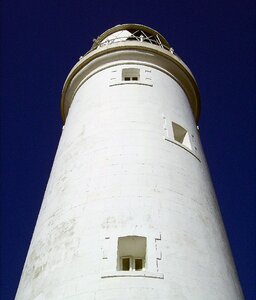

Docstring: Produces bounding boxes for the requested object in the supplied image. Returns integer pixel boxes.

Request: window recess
[122,68,140,82]
[172,122,192,150]
[117,236,146,271]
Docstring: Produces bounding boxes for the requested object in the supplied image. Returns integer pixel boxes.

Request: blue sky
[1,0,255,299]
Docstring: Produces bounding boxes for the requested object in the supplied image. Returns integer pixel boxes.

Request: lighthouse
[16,24,243,299]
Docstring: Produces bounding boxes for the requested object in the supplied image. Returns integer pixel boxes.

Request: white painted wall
[16,43,243,299]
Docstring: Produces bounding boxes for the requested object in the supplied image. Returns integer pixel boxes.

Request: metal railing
[94,30,172,52]
[80,30,175,60]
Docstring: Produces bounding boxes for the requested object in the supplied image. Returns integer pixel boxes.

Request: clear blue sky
[1,0,255,299]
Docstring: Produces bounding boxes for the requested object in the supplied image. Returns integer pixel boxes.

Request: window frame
[120,256,145,271]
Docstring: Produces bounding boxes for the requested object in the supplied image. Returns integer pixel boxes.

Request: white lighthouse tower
[16,24,243,300]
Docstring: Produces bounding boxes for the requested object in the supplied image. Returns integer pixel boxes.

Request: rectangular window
[118,236,146,271]
[121,257,131,271]
[135,258,143,270]
[172,122,192,150]
[122,68,140,81]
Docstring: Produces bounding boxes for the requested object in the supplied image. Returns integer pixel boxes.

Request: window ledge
[110,82,153,87]
[101,271,164,279]
[165,138,201,162]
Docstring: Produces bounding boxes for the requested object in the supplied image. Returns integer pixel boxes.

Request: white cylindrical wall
[16,61,243,299]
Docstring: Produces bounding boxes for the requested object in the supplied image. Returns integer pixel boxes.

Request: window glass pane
[122,258,130,270]
[135,258,143,270]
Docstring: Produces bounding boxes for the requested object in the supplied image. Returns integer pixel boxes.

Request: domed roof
[91,24,171,51]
